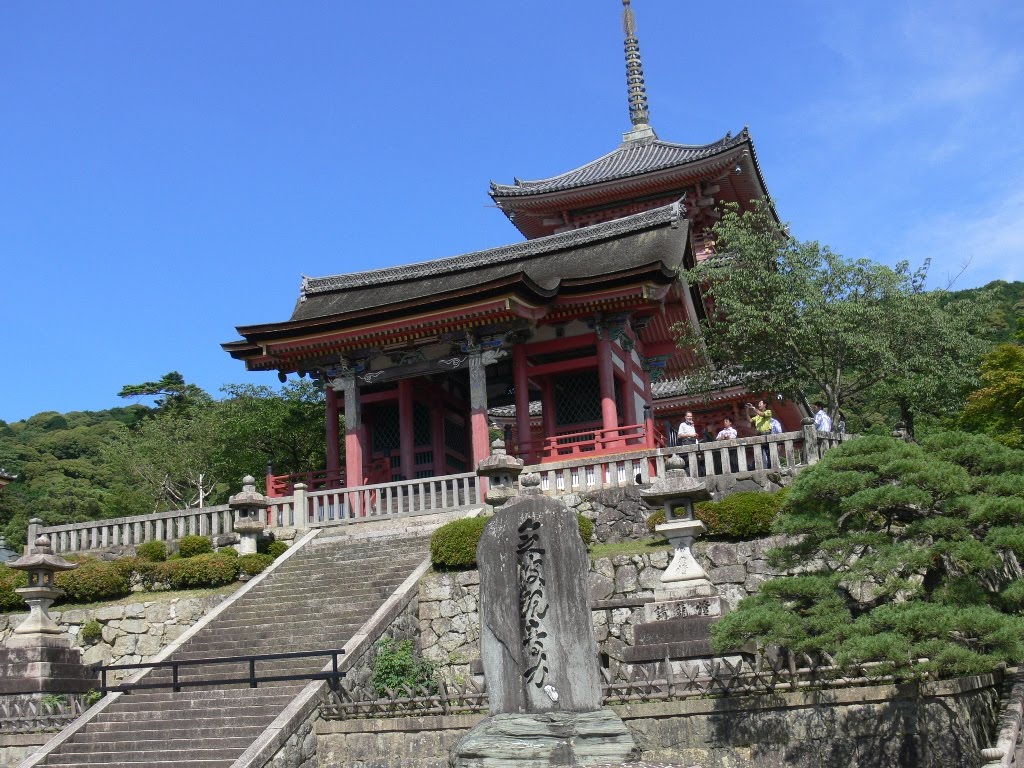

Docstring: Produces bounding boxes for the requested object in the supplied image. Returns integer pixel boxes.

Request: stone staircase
[30,531,432,767]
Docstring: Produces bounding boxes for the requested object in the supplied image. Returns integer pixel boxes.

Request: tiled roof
[488,401,543,419]
[301,202,683,297]
[490,129,750,198]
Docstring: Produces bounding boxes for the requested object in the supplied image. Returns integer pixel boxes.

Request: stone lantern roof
[639,453,711,507]
[8,534,77,574]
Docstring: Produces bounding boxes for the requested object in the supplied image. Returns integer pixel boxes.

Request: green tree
[676,202,994,435]
[118,371,211,413]
[711,433,1024,677]
[960,327,1024,448]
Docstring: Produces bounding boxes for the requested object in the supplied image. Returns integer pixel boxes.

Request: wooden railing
[31,425,851,554]
[514,422,653,464]
[266,468,345,497]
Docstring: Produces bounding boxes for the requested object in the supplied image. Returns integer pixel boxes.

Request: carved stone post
[802,416,820,465]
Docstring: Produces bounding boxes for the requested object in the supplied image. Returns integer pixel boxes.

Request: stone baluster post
[292,483,309,529]
[802,417,820,465]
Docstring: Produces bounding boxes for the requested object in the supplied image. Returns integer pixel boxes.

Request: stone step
[46,747,242,764]
[54,735,256,754]
[83,718,270,735]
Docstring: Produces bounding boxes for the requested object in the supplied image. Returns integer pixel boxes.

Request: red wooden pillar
[340,377,363,515]
[468,354,490,471]
[325,387,341,481]
[540,376,556,458]
[398,379,415,481]
[513,344,531,458]
[597,334,620,447]
[432,388,446,476]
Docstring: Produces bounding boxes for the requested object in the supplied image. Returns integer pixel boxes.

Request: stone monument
[450,452,637,767]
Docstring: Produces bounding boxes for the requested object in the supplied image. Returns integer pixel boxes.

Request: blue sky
[2,1,1022,422]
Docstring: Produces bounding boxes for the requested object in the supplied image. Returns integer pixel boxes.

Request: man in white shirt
[814,402,833,432]
[677,411,697,444]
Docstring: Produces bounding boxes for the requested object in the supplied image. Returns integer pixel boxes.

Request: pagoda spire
[621,0,656,142]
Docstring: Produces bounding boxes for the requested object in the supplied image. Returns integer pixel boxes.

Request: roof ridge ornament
[621,0,656,143]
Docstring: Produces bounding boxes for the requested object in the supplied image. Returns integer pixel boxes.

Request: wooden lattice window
[554,372,602,426]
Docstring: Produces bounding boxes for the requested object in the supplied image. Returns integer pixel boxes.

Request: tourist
[814,402,833,433]
[677,411,697,445]
[715,418,737,441]
[745,400,773,468]
[715,417,739,473]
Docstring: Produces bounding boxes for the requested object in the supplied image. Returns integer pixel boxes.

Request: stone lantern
[7,533,78,645]
[229,475,267,555]
[639,453,713,600]
[476,439,524,507]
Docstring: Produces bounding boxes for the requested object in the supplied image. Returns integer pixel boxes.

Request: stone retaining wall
[418,534,798,683]
[315,672,1001,768]
[0,592,232,682]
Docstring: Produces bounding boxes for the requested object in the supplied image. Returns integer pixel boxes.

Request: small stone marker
[230,475,267,555]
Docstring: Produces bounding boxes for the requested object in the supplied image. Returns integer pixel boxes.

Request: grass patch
[588,537,672,560]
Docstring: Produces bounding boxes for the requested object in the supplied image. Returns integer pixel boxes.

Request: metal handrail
[92,648,345,694]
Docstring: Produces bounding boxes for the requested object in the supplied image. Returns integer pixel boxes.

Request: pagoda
[223,0,803,493]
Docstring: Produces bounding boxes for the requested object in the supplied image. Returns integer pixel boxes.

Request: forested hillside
[0,375,328,547]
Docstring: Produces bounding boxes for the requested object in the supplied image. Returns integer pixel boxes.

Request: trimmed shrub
[430,516,489,570]
[694,489,788,538]
[79,619,102,644]
[178,535,213,558]
[267,541,289,559]
[135,540,168,562]
[577,513,595,544]
[217,546,239,558]
[0,565,28,612]
[430,513,594,570]
[159,552,238,590]
[55,559,131,604]
[237,553,274,578]
[646,509,666,533]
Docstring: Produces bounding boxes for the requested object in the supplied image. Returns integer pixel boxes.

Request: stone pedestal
[0,640,96,695]
[450,710,638,768]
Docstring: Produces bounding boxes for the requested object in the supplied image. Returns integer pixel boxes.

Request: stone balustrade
[31,427,851,556]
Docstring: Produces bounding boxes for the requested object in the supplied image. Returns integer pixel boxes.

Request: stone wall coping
[607,670,1002,721]
[0,734,50,748]
[317,713,486,735]
[15,527,321,768]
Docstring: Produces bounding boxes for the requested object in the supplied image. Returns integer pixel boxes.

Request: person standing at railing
[677,411,698,445]
[715,418,739,472]
[813,402,833,433]
[745,400,773,468]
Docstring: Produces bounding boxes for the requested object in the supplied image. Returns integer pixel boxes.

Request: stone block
[706,542,739,566]
[637,565,664,590]
[123,603,146,619]
[589,573,614,602]
[94,606,124,622]
[614,565,639,593]
[708,564,747,584]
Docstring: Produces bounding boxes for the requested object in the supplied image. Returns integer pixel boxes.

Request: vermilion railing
[513,423,651,464]
[266,469,345,497]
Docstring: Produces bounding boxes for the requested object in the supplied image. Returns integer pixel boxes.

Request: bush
[267,541,289,559]
[371,637,435,695]
[55,559,131,604]
[159,552,238,590]
[576,513,594,544]
[237,553,274,578]
[430,516,490,570]
[694,489,788,538]
[0,565,28,612]
[135,540,168,562]
[430,513,595,569]
[217,546,239,558]
[178,535,213,558]
[646,509,666,533]
[79,619,102,644]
